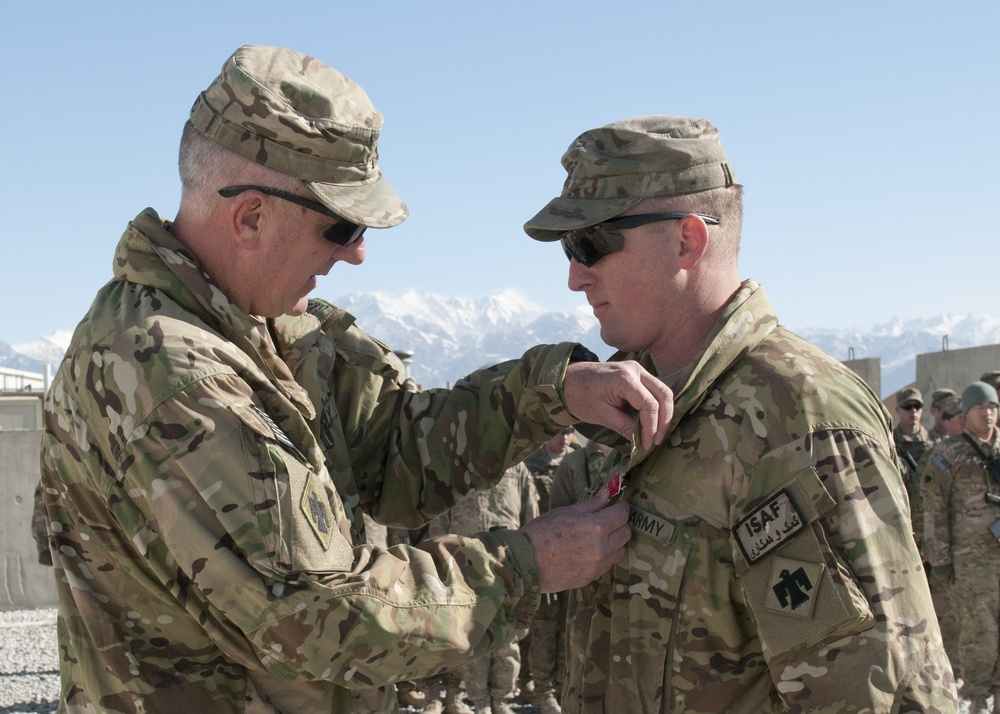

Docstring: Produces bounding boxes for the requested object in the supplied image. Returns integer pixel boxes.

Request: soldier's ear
[227,191,266,249]
[676,214,710,270]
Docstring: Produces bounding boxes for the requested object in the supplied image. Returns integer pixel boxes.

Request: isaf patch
[735,488,804,564]
[931,452,951,471]
[763,556,825,619]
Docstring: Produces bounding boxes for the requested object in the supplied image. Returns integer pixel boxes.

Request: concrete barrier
[1,429,57,610]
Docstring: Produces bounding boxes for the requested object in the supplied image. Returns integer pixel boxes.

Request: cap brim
[523,196,642,241]
[306,173,408,229]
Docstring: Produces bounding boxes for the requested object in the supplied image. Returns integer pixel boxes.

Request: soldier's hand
[562,359,672,450]
[521,486,630,593]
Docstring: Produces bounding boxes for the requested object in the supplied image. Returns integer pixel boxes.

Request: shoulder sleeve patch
[931,453,951,471]
[735,489,804,564]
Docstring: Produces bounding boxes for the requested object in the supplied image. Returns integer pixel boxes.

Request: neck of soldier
[648,275,741,376]
[968,423,995,442]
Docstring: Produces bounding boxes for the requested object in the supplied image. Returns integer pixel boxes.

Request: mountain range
[5,290,1000,398]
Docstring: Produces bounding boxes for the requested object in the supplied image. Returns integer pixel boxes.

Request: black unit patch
[763,556,825,619]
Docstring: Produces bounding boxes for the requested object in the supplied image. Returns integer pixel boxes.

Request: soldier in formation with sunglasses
[37,45,676,713]
[893,386,933,507]
[919,381,1000,712]
[522,115,957,711]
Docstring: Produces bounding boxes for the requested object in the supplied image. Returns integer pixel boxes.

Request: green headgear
[961,381,1000,414]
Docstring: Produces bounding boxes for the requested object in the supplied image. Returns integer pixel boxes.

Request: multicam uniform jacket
[39,209,583,713]
[919,429,1000,573]
[564,280,956,713]
[549,441,609,511]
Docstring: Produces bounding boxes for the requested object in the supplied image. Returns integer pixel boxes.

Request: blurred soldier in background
[520,429,578,713]
[429,464,540,714]
[920,381,1000,711]
[894,386,933,512]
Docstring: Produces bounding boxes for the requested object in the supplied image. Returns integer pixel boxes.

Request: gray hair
[177,121,301,218]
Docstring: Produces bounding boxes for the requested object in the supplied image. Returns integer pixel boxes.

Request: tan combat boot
[490,698,516,714]
[538,691,562,714]
[444,685,474,714]
[397,681,427,709]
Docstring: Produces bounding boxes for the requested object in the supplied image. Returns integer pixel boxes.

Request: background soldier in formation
[523,114,956,711]
[929,388,959,442]
[893,386,933,511]
[519,428,577,714]
[429,464,540,714]
[920,381,1000,712]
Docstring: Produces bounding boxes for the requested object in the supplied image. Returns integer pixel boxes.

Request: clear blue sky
[1,1,997,345]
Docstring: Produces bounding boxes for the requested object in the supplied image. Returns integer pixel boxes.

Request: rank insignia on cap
[763,556,825,619]
[734,488,804,564]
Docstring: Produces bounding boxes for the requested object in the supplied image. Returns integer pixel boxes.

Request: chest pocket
[235,404,355,577]
[733,466,875,663]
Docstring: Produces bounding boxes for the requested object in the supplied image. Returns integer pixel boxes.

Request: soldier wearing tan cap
[36,46,675,713]
[524,115,956,711]
[929,388,959,442]
[893,386,933,510]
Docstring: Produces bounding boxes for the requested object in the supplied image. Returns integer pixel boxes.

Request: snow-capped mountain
[4,293,1000,397]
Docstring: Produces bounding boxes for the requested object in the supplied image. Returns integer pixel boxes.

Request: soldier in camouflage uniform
[929,388,959,442]
[893,386,934,514]
[983,371,1000,392]
[428,463,540,714]
[920,381,1000,711]
[549,440,612,512]
[523,115,957,712]
[521,429,577,714]
[37,46,675,714]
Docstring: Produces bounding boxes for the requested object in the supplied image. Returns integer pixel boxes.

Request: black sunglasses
[560,212,720,267]
[900,403,922,411]
[218,185,366,247]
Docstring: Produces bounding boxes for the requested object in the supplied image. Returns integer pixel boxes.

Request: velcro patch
[931,452,951,471]
[763,556,825,619]
[301,477,333,550]
[735,489,804,564]
[250,405,307,462]
[628,504,675,546]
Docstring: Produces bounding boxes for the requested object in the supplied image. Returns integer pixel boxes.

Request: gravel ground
[0,608,58,714]
[0,607,979,713]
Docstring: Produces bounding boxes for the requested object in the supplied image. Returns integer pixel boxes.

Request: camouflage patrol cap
[930,388,957,408]
[896,386,923,407]
[962,381,999,413]
[523,115,737,241]
[189,45,407,228]
[981,371,1000,390]
[939,395,963,419]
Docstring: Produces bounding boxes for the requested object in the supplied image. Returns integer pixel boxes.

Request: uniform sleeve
[736,429,956,710]
[918,445,955,568]
[324,323,581,528]
[106,372,542,691]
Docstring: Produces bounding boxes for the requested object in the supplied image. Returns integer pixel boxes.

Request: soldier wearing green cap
[524,115,956,711]
[920,381,1000,710]
[37,46,675,714]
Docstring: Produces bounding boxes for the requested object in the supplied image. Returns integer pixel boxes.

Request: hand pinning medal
[607,472,628,504]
